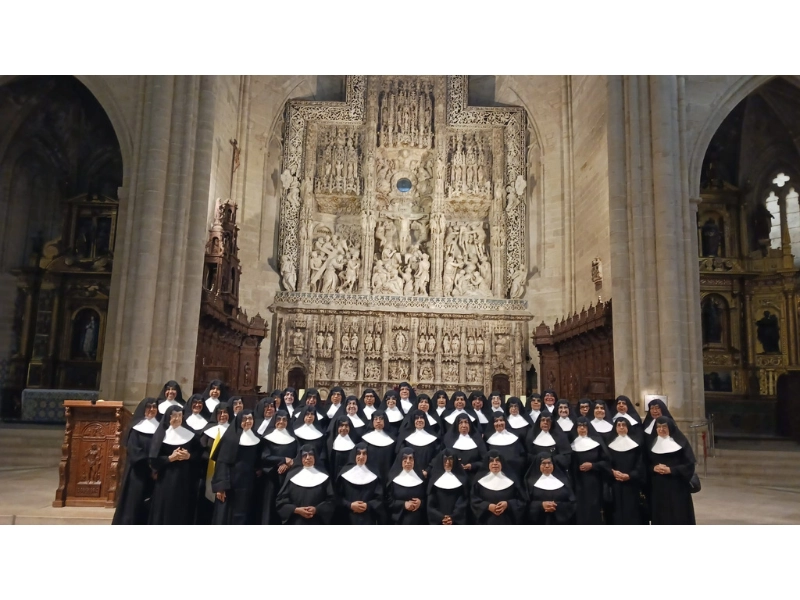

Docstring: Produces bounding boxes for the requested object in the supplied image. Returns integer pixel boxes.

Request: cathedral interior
[1,75,799,443]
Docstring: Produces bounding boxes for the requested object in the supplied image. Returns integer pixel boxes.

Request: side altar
[271,76,534,396]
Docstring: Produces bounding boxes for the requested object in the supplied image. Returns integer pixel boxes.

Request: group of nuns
[113,380,697,525]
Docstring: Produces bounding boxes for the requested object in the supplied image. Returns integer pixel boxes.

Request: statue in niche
[395,331,407,352]
[364,332,374,352]
[443,253,463,297]
[751,202,773,251]
[385,207,426,256]
[451,334,461,355]
[339,247,360,293]
[280,254,297,292]
[442,334,451,354]
[320,253,346,293]
[78,314,99,359]
[476,335,485,355]
[350,330,358,352]
[414,253,430,296]
[277,320,286,353]
[417,335,427,354]
[281,169,301,212]
[467,335,476,355]
[374,332,382,353]
[701,218,722,257]
[308,251,325,292]
[756,311,781,354]
[341,331,350,353]
[402,266,414,296]
[701,297,724,345]
[509,266,526,299]
[243,362,252,388]
[325,330,334,351]
[426,333,436,353]
[315,329,324,349]
[292,329,305,352]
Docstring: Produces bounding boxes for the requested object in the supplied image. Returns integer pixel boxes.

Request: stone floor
[1,463,799,525]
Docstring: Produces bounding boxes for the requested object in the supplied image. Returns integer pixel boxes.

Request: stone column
[491,127,507,297]
[360,81,379,294]
[100,76,218,410]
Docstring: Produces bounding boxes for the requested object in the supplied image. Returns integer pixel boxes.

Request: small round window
[396,178,413,193]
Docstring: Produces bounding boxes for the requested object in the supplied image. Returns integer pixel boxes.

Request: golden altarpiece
[271,76,533,398]
[8,193,116,398]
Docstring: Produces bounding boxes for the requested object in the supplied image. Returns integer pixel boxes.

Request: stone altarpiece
[271,76,533,397]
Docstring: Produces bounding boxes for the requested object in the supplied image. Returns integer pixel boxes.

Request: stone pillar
[100,76,217,410]
[491,127,507,298]
[360,82,379,294]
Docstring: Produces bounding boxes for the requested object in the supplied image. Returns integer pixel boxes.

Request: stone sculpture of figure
[702,296,724,345]
[339,251,360,294]
[467,335,476,355]
[509,266,526,299]
[395,331,407,352]
[476,335,485,355]
[414,253,430,296]
[374,333,382,353]
[443,253,462,297]
[81,315,99,359]
[478,255,492,289]
[243,362,252,387]
[364,333,374,352]
[280,254,297,292]
[402,266,414,296]
[506,184,519,213]
[350,331,358,352]
[442,334,451,354]
[417,335,427,354]
[514,173,527,197]
[292,329,305,350]
[341,332,350,353]
[756,310,781,354]
[451,334,461,356]
[316,330,324,349]
[444,227,460,258]
[309,251,325,291]
[452,267,469,297]
[325,330,334,351]
[320,253,346,293]
[426,333,436,353]
[701,218,722,257]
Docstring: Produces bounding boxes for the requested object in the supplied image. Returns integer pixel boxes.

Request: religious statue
[417,335,427,353]
[341,332,350,353]
[364,332,374,352]
[292,329,305,352]
[701,218,722,257]
[451,334,461,355]
[426,334,436,353]
[325,330,334,351]
[243,362,252,388]
[350,330,359,352]
[80,314,99,359]
[280,254,296,292]
[756,311,780,354]
[701,296,724,345]
[509,266,526,299]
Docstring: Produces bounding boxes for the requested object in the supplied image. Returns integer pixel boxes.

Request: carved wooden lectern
[53,400,130,508]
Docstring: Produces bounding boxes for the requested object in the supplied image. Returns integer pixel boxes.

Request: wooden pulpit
[53,400,130,508]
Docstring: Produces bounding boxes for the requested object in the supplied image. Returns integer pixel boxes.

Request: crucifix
[230,138,241,197]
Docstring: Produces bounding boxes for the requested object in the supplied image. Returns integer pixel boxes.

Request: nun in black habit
[335,442,383,525]
[199,402,232,524]
[577,398,593,420]
[469,391,492,432]
[381,390,406,438]
[412,393,442,435]
[292,388,325,428]
[281,386,298,417]
[182,394,211,523]
[156,380,185,417]
[147,405,201,524]
[276,444,335,525]
[360,410,396,486]
[611,395,644,444]
[258,410,298,525]
[201,379,229,420]
[342,395,369,440]
[443,413,487,484]
[432,389,451,419]
[589,400,615,442]
[642,398,673,439]
[112,397,159,525]
[525,413,572,474]
[570,416,610,525]
[440,391,477,435]
[210,410,262,525]
[254,397,276,437]
[471,450,527,525]
[292,405,327,461]
[553,399,577,438]
[427,449,469,525]
[488,391,506,416]
[505,396,534,440]
[525,452,576,525]
[396,409,441,476]
[541,389,559,416]
[398,381,418,415]
[484,411,527,481]
[359,388,380,421]
[647,417,696,525]
[387,447,427,525]
[322,386,346,423]
[183,394,210,434]
[326,415,356,478]
[606,416,645,525]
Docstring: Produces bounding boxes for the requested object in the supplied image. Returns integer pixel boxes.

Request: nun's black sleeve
[427,488,468,525]
[261,444,287,471]
[553,437,572,473]
[211,458,231,493]
[314,479,336,524]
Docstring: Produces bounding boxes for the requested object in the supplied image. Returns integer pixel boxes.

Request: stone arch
[688,75,774,199]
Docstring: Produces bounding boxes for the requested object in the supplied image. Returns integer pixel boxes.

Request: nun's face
[488,457,502,474]
[283,392,294,405]
[616,420,629,436]
[264,404,275,418]
[399,387,410,399]
[650,404,662,419]
[306,396,318,407]
[577,423,588,437]
[373,416,385,430]
[275,416,288,430]
[594,404,606,419]
[241,414,254,431]
[302,452,316,468]
[443,455,454,471]
[144,404,158,420]
[540,459,554,475]
[539,417,551,432]
[386,397,397,409]
[209,386,221,399]
[656,423,670,438]
[454,396,466,410]
[544,392,556,406]
[364,393,375,406]
[191,401,203,414]
[165,386,178,400]
[494,418,506,433]
[436,396,447,408]
[418,398,430,412]
[558,405,570,418]
[472,398,483,411]
[338,422,350,436]
[509,403,520,415]
[303,412,315,425]
[346,401,358,415]
[355,449,367,465]
[458,419,470,435]
[531,397,542,410]
[169,410,183,428]
[401,454,415,471]
[217,410,230,424]
[491,396,502,409]
[579,403,590,416]
[330,391,342,404]
[232,399,243,414]
[616,400,628,414]
[415,416,425,429]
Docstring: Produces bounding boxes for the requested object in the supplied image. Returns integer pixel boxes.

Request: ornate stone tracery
[273,77,533,395]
